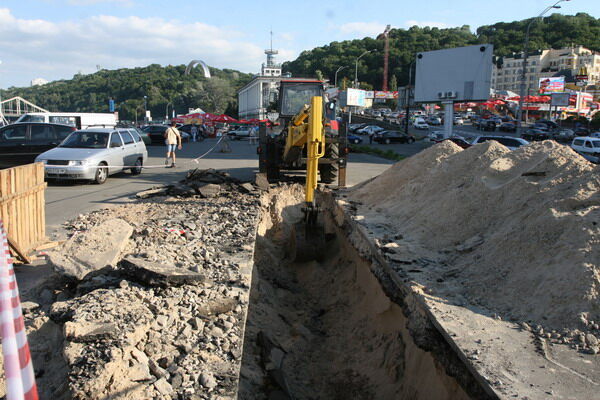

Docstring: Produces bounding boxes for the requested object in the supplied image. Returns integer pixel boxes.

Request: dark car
[347,134,363,144]
[478,119,497,131]
[142,125,190,144]
[499,121,517,132]
[374,130,416,144]
[536,120,559,130]
[0,122,77,168]
[442,137,472,149]
[574,127,591,137]
[522,128,551,141]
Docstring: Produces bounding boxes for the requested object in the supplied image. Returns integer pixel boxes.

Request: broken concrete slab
[119,257,206,287]
[48,218,133,281]
[197,183,221,198]
[64,321,118,342]
[239,182,256,193]
[135,186,169,199]
[254,173,270,191]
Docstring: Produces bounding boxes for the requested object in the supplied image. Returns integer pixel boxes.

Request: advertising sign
[342,88,366,107]
[550,92,570,107]
[415,44,493,102]
[365,91,375,99]
[108,99,115,113]
[538,77,565,94]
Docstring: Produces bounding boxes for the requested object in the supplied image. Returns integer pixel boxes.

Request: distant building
[492,45,600,100]
[238,34,284,120]
[31,78,48,86]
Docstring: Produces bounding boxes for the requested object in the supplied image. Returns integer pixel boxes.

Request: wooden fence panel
[0,163,47,258]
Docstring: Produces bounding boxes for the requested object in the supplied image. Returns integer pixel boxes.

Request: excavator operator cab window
[280,83,323,117]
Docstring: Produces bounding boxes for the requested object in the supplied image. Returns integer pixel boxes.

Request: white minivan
[413,118,429,130]
[571,137,600,163]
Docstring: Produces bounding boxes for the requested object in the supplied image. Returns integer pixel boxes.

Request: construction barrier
[0,164,46,262]
[0,220,38,400]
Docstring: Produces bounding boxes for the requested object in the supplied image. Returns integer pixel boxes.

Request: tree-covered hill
[283,13,600,91]
[0,64,253,120]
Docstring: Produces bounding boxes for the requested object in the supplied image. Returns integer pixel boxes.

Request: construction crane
[379,25,392,91]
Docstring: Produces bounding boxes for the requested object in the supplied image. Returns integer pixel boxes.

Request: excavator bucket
[288,219,326,263]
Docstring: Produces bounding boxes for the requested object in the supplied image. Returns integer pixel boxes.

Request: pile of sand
[347,140,599,332]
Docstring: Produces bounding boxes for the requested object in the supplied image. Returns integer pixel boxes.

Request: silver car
[35,128,148,184]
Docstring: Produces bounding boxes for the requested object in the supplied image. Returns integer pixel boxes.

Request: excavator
[257,78,347,261]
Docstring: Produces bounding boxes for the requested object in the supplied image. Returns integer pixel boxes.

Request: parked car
[374,130,416,144]
[428,131,446,143]
[35,128,148,183]
[453,116,464,125]
[472,135,529,150]
[0,122,77,168]
[571,137,600,163]
[142,125,189,144]
[443,137,472,149]
[536,120,559,130]
[589,132,600,138]
[574,127,591,136]
[228,126,253,140]
[347,134,363,144]
[356,125,384,135]
[478,119,498,131]
[553,128,575,143]
[349,123,368,132]
[499,121,517,132]
[427,116,442,125]
[413,118,429,130]
[521,128,551,142]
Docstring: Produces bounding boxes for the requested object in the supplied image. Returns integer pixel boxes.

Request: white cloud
[405,20,448,29]
[0,8,286,87]
[339,22,387,37]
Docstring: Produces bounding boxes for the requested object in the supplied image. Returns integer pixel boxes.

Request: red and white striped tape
[0,220,38,400]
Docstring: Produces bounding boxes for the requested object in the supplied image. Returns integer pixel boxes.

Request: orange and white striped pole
[0,220,38,400]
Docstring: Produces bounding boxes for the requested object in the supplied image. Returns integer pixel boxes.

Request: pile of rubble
[20,174,265,399]
[135,168,269,199]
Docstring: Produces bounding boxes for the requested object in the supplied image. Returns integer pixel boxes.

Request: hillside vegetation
[0,64,253,120]
[284,13,600,90]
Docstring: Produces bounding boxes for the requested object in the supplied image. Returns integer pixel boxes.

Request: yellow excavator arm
[283,96,325,205]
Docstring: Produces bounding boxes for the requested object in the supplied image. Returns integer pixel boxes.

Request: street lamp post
[143,95,148,124]
[354,50,375,89]
[165,101,173,121]
[405,60,415,134]
[516,0,571,134]
[334,66,347,88]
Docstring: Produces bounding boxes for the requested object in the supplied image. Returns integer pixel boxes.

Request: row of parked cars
[347,124,415,144]
[428,129,600,164]
[0,121,168,183]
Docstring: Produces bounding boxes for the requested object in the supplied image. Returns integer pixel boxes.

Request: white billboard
[340,88,366,107]
[414,44,493,103]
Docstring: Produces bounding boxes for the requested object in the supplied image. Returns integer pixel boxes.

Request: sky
[0,0,599,88]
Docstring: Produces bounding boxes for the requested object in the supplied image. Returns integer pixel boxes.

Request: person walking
[164,121,182,168]
[191,124,199,142]
[369,132,374,145]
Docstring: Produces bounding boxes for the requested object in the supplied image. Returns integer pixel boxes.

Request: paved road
[45,138,394,236]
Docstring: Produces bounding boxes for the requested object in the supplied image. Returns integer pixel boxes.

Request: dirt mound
[347,140,600,338]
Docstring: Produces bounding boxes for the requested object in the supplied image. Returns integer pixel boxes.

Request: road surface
[45,138,395,236]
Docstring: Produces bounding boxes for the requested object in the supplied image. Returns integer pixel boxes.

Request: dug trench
[238,185,493,400]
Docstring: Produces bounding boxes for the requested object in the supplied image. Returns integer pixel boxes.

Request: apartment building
[492,45,600,98]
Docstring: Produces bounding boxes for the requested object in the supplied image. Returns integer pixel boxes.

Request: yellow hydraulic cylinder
[305,96,325,205]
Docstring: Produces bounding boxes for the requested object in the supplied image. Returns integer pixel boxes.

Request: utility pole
[379,25,392,91]
[516,0,571,135]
